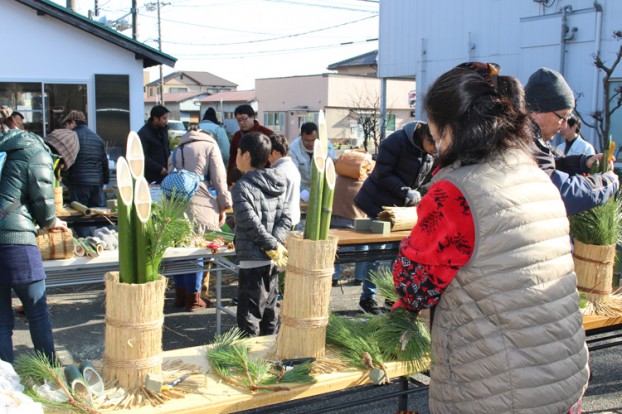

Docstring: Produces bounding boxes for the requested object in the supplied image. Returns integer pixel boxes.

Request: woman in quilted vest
[168,127,232,311]
[392,64,589,413]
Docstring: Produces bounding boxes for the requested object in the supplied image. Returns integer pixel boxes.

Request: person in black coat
[138,105,171,184]
[354,121,436,218]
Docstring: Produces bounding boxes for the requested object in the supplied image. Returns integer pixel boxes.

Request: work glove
[265,243,288,270]
[300,189,310,203]
[401,187,421,207]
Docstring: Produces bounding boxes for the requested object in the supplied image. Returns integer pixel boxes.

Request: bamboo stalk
[304,139,326,240]
[134,177,153,283]
[319,158,336,240]
[126,131,145,180]
[116,157,135,283]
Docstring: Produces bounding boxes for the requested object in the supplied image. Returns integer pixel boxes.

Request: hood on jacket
[179,129,217,146]
[401,120,428,152]
[243,168,286,197]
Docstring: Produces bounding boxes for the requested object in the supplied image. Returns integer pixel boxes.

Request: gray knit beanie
[525,67,575,113]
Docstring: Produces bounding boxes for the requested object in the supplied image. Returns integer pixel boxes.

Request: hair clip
[457,62,501,90]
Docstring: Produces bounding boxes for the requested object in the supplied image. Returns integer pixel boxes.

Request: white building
[378,0,622,149]
[3,0,175,159]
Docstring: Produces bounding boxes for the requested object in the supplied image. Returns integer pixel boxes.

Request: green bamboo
[304,139,326,240]
[133,176,153,283]
[319,157,336,240]
[116,157,135,283]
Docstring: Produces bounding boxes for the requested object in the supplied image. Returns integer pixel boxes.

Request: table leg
[216,268,222,335]
[398,376,408,411]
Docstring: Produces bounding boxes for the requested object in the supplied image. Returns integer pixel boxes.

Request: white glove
[300,189,310,203]
[401,187,421,207]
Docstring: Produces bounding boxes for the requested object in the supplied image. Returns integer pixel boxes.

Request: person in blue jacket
[198,107,230,168]
[525,67,618,216]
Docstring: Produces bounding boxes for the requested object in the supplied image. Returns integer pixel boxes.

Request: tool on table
[272,357,316,370]
[161,373,192,391]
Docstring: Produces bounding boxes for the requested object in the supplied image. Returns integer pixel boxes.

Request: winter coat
[270,156,301,226]
[226,121,273,185]
[429,150,589,413]
[0,129,57,245]
[138,120,171,184]
[169,130,232,232]
[354,122,434,218]
[64,123,109,186]
[289,137,337,192]
[557,135,596,156]
[531,126,618,216]
[231,168,291,261]
[198,120,230,167]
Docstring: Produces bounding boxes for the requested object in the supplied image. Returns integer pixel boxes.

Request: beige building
[144,70,237,100]
[255,73,414,150]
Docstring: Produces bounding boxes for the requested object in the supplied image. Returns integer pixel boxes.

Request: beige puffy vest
[428,150,589,413]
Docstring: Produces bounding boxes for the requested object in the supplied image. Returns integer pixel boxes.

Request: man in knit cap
[43,129,80,171]
[62,110,109,236]
[525,67,618,216]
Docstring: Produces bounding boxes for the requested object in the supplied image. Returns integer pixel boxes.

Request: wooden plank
[107,335,430,414]
[331,228,410,245]
[582,314,622,331]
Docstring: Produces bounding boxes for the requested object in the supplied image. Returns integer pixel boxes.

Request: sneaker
[352,279,363,286]
[332,279,339,287]
[359,298,382,315]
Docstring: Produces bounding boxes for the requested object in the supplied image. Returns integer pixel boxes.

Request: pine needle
[569,196,622,246]
[369,266,399,303]
[325,313,385,371]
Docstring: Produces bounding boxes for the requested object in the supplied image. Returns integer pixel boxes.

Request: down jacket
[231,168,291,261]
[64,123,109,186]
[355,122,434,218]
[168,130,232,232]
[429,150,589,413]
[198,120,230,167]
[0,129,57,245]
[138,120,171,184]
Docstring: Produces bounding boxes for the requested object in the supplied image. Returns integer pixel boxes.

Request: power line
[163,15,377,46]
[262,0,377,12]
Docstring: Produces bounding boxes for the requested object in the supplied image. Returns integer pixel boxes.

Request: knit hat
[61,110,86,124]
[525,67,575,113]
[44,129,80,170]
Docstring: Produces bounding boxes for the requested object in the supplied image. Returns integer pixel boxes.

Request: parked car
[167,119,187,139]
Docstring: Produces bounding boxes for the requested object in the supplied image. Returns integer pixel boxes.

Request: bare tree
[578,31,622,152]
[348,93,383,154]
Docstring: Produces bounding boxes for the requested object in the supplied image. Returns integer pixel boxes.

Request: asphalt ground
[9,269,622,414]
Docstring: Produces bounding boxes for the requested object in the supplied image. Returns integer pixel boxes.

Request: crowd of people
[1,61,616,412]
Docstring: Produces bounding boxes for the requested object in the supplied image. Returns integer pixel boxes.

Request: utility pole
[146,1,169,105]
[131,0,137,40]
[94,0,99,16]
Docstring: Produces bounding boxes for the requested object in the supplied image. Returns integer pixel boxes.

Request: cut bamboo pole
[116,157,135,284]
[304,139,326,240]
[276,232,339,359]
[377,206,419,231]
[126,131,145,180]
[319,158,335,240]
[133,176,153,284]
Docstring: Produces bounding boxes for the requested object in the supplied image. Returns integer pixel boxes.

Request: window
[169,87,188,93]
[263,112,286,132]
[0,82,87,136]
[95,75,130,162]
[386,113,396,132]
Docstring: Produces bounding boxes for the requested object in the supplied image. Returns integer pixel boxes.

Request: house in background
[144,71,237,100]
[256,50,414,149]
[144,91,210,124]
[195,90,258,135]
[2,0,175,160]
[378,0,622,149]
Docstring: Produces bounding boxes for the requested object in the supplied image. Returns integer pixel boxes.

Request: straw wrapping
[280,314,329,329]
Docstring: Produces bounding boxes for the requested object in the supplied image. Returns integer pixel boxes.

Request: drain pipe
[559,5,575,75]
[591,1,603,148]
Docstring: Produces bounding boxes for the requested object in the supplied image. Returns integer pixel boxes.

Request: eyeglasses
[552,111,572,122]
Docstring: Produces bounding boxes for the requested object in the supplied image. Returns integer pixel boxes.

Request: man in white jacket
[557,115,595,156]
[269,134,301,227]
[289,122,336,202]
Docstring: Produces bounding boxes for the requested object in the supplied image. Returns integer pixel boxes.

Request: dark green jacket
[0,129,56,245]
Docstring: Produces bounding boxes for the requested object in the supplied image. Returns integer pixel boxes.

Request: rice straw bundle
[573,240,622,316]
[54,186,64,213]
[103,272,166,391]
[377,206,418,231]
[276,232,338,359]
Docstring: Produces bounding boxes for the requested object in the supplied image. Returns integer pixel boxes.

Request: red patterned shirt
[392,180,475,312]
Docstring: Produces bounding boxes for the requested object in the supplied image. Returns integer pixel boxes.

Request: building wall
[256,74,414,143]
[378,0,622,147]
[3,1,147,133]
